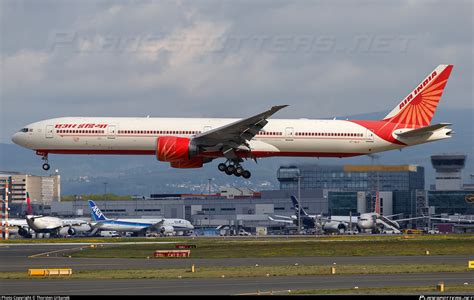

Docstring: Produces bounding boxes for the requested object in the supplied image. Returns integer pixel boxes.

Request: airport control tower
[431,154,467,191]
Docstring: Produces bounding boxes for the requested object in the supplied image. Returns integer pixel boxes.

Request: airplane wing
[395,123,451,138]
[267,216,294,224]
[192,105,288,160]
[62,219,89,227]
[429,217,473,223]
[392,216,426,222]
[150,220,165,230]
[273,215,295,220]
[4,218,28,227]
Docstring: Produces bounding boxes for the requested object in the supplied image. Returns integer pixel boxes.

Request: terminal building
[0,172,61,216]
[7,156,472,233]
[278,164,425,218]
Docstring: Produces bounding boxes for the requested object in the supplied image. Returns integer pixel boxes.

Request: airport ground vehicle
[238,229,252,236]
[99,230,120,237]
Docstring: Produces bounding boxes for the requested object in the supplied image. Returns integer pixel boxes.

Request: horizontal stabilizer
[395,123,451,138]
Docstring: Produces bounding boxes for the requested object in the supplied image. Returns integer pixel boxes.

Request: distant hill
[1,108,472,195]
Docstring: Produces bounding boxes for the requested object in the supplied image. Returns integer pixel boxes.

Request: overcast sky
[1,0,472,143]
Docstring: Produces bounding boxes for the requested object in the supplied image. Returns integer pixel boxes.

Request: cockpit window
[20,128,29,132]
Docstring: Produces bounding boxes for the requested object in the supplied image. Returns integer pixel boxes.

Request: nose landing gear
[218,161,251,179]
[39,153,50,171]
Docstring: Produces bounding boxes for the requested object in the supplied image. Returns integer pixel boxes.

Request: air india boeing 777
[12,65,453,179]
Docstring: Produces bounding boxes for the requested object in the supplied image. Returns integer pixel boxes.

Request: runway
[1,273,472,295]
[1,243,472,295]
[0,243,472,272]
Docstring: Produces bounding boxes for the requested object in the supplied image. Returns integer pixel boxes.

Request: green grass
[289,284,474,295]
[1,263,470,280]
[1,233,473,244]
[67,236,474,259]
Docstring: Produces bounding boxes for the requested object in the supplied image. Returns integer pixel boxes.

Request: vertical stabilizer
[383,65,453,128]
[88,200,108,221]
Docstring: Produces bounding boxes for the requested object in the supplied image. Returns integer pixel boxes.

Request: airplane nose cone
[11,132,21,145]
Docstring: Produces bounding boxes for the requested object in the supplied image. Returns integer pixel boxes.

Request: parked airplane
[268,196,359,234]
[88,200,194,236]
[269,195,422,234]
[2,218,30,237]
[11,65,453,179]
[24,215,92,237]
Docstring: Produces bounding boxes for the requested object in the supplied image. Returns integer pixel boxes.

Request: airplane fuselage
[11,117,450,159]
[95,218,194,232]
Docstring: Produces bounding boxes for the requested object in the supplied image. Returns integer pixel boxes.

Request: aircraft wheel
[235,166,244,175]
[225,168,234,175]
[226,165,236,173]
[218,163,227,172]
[42,163,50,171]
[242,170,251,179]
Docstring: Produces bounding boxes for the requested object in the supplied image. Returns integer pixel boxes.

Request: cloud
[0,0,472,143]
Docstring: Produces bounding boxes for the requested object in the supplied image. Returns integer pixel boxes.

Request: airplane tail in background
[383,65,453,128]
[26,192,32,215]
[88,200,108,221]
[290,196,309,217]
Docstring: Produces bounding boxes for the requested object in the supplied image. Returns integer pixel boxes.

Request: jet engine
[322,221,347,234]
[58,227,76,236]
[156,137,203,168]
[68,227,76,235]
[18,227,32,238]
[160,226,174,235]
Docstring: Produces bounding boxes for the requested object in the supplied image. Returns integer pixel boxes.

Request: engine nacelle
[170,157,203,168]
[323,221,346,233]
[18,227,32,238]
[58,227,71,236]
[68,227,76,236]
[160,225,174,234]
[156,137,198,162]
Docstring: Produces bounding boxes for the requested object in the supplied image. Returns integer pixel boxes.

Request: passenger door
[45,125,54,138]
[285,127,294,141]
[107,125,116,139]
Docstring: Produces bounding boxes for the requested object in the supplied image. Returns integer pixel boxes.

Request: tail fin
[290,196,309,216]
[383,65,453,128]
[26,192,32,215]
[88,200,108,221]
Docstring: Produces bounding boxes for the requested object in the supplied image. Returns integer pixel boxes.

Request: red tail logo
[351,65,453,144]
[383,65,453,128]
[26,192,32,215]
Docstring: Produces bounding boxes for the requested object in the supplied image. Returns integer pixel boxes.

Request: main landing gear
[40,153,50,171]
[218,161,251,179]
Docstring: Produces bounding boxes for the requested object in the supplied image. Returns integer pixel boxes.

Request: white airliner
[24,215,92,237]
[12,65,453,179]
[88,200,194,236]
